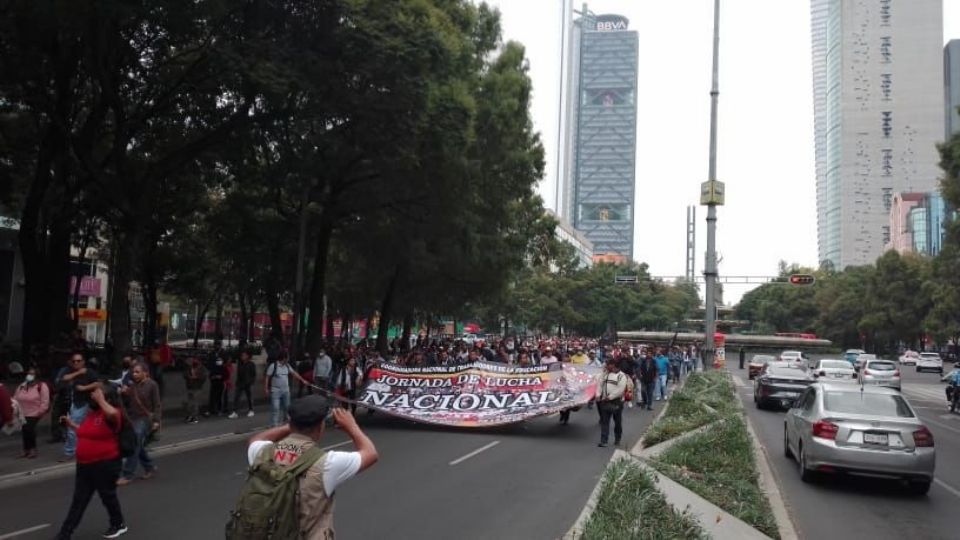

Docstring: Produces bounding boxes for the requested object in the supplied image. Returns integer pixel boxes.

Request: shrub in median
[652,416,779,539]
[581,458,706,540]
[642,371,736,448]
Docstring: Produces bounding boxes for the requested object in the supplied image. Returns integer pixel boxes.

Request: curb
[561,449,622,539]
[732,387,800,540]
[637,419,726,459]
[629,377,687,456]
[0,425,265,490]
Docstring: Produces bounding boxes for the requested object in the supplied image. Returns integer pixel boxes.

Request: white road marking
[449,441,500,466]
[0,524,50,539]
[935,478,960,500]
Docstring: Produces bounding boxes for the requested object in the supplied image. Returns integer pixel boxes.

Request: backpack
[225,445,325,540]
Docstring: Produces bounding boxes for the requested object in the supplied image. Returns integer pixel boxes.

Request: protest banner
[357,361,601,427]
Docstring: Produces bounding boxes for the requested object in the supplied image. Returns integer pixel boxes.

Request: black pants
[233,385,253,412]
[209,379,225,415]
[50,401,68,442]
[22,416,40,451]
[58,459,124,538]
[598,401,623,444]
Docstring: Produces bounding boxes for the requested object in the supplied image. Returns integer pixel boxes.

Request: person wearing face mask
[206,350,227,417]
[57,385,128,539]
[14,366,50,458]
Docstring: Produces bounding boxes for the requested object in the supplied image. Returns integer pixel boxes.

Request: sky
[482,0,960,304]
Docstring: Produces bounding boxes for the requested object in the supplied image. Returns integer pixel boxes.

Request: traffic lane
[733,381,957,540]
[336,405,659,540]
[0,406,658,540]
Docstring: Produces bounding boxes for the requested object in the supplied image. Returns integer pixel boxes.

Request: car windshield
[752,355,775,363]
[823,391,915,418]
[767,367,805,377]
[867,361,896,371]
[820,360,850,370]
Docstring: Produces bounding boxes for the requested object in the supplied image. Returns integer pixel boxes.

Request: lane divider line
[0,523,50,539]
[449,441,500,466]
[934,478,960,500]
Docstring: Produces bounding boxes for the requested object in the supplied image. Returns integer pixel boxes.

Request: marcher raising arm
[332,408,378,472]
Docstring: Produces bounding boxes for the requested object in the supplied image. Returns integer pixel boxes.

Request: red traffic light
[788,274,816,286]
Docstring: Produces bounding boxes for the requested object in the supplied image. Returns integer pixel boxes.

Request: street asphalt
[0,397,663,539]
[730,354,960,540]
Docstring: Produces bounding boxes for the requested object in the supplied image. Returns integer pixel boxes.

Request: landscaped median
[568,371,787,540]
[580,457,707,539]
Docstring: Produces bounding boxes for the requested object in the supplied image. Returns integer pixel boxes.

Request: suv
[917,352,943,374]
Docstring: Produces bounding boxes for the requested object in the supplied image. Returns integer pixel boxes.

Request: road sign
[700,180,725,205]
[615,275,638,284]
[788,274,816,286]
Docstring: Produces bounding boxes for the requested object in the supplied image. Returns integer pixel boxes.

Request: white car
[899,350,920,366]
[917,352,943,374]
[780,350,808,369]
[812,359,858,383]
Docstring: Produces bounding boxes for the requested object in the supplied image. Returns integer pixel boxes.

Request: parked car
[844,349,866,366]
[917,352,943,374]
[783,382,934,494]
[754,365,814,409]
[898,350,920,366]
[812,359,857,383]
[860,360,901,391]
[748,354,777,380]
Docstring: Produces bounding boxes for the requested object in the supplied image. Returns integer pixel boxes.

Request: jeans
[22,416,40,451]
[270,389,291,427]
[642,382,657,409]
[121,418,155,480]
[657,374,668,400]
[233,385,253,413]
[64,404,89,458]
[58,459,124,538]
[598,400,623,444]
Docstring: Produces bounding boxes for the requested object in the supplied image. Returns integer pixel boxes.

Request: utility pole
[701,0,725,369]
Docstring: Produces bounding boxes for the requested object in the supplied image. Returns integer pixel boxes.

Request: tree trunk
[193,299,213,348]
[376,265,401,354]
[47,220,73,341]
[108,241,133,360]
[238,292,248,346]
[341,312,352,343]
[292,184,310,358]
[266,292,282,342]
[142,270,159,349]
[214,299,224,345]
[304,215,333,355]
[401,314,413,353]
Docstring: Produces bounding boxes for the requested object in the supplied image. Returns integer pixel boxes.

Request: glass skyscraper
[556,5,638,260]
[810,0,945,269]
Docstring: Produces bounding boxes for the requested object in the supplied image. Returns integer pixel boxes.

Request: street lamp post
[701,0,724,369]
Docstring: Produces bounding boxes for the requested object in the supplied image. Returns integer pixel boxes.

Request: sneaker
[597,442,608,448]
[190,417,199,424]
[116,477,133,487]
[141,470,155,480]
[103,524,128,538]
[246,410,255,418]
[227,412,238,419]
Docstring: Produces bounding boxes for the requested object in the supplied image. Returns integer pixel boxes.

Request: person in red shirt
[0,384,13,428]
[57,385,128,539]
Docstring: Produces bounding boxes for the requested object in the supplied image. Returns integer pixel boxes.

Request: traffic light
[788,274,816,286]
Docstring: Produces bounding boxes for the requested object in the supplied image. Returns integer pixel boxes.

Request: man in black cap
[245,396,379,537]
[595,358,629,447]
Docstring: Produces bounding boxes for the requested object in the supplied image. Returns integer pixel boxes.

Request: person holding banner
[596,358,631,447]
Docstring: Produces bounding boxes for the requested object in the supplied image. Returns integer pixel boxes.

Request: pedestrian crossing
[902,383,947,404]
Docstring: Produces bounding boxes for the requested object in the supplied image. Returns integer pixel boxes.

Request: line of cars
[898,349,944,374]
[747,350,935,495]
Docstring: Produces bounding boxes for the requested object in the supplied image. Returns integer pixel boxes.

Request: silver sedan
[784,382,935,494]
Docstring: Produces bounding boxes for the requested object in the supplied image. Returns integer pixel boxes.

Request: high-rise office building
[555,3,638,260]
[947,39,960,138]
[886,191,948,256]
[810,0,945,269]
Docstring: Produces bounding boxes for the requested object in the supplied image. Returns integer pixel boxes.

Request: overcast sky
[482,0,960,304]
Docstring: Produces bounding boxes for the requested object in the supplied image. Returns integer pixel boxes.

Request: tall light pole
[701,0,725,369]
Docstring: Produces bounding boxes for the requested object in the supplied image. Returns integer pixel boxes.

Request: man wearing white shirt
[540,348,559,366]
[245,396,378,538]
[313,348,333,390]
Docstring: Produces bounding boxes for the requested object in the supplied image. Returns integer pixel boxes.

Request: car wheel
[799,443,814,483]
[783,425,793,459]
[908,480,931,496]
[916,367,921,372]
[756,398,765,410]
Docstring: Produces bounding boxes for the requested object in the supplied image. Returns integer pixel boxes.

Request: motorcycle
[948,383,960,413]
